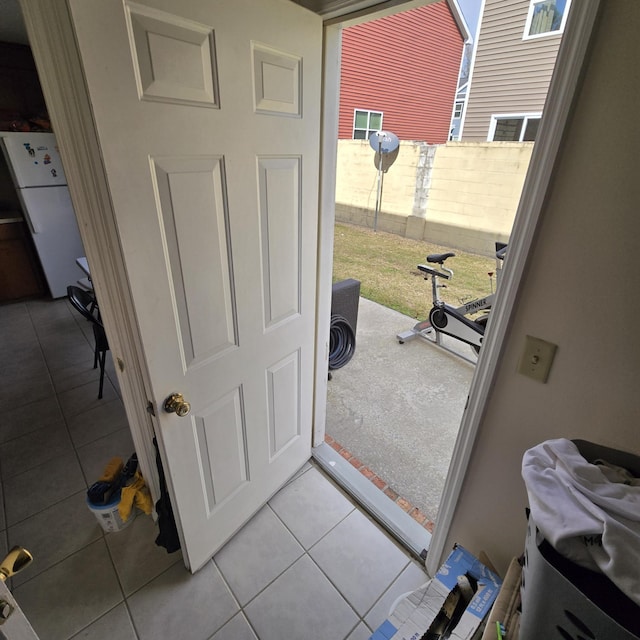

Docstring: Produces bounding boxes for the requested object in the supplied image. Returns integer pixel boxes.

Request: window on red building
[353,109,383,140]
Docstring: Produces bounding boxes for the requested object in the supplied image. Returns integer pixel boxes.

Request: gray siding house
[461,0,571,141]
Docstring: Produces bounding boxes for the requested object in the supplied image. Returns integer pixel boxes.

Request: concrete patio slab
[325,297,476,523]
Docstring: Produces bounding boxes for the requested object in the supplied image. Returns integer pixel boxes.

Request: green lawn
[332,222,497,319]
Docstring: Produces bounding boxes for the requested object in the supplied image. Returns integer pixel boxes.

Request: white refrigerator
[1,132,86,298]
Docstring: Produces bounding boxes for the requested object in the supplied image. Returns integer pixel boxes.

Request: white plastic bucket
[87,492,136,532]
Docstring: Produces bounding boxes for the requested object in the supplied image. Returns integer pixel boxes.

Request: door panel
[126,3,220,108]
[68,0,321,570]
[195,387,248,513]
[267,350,301,458]
[258,156,301,327]
[152,155,237,366]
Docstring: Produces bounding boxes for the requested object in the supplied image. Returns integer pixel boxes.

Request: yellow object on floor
[99,456,123,483]
[118,469,153,522]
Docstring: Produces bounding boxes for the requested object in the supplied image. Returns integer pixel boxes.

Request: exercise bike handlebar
[418,263,452,280]
[420,243,507,283]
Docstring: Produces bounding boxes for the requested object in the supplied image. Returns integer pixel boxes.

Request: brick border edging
[324,434,435,533]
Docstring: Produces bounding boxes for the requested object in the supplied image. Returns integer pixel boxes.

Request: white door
[68,0,322,571]
[0,581,39,640]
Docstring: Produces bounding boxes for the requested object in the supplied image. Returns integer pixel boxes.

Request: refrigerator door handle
[23,207,42,235]
[23,211,41,235]
[17,191,42,234]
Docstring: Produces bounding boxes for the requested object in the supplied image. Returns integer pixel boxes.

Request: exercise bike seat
[426,252,455,264]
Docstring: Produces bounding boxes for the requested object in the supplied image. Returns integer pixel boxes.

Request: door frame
[0,579,40,639]
[312,0,602,575]
[423,0,601,574]
[20,0,601,575]
[19,0,166,536]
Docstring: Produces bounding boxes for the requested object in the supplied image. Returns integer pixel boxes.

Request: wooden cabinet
[0,219,46,301]
[0,41,48,302]
[0,42,47,130]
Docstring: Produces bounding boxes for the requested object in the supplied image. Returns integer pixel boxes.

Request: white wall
[442,0,640,575]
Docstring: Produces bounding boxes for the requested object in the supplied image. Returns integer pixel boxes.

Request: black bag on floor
[153,437,181,554]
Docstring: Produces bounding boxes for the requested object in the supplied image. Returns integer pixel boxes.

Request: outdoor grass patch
[332,222,498,319]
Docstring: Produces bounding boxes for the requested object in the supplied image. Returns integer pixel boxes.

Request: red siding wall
[338,1,464,143]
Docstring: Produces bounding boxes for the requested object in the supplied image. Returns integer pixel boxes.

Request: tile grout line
[67,602,140,640]
[8,301,148,638]
[26,299,93,491]
[7,492,103,585]
[303,542,386,634]
[212,492,370,637]
[5,303,82,534]
[267,495,402,637]
[267,477,357,552]
[207,559,259,640]
[30,303,101,495]
[211,505,307,616]
[13,300,127,631]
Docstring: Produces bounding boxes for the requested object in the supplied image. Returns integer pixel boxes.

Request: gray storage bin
[519,440,640,640]
[331,278,360,335]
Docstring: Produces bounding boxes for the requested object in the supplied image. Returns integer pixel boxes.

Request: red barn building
[338,0,469,143]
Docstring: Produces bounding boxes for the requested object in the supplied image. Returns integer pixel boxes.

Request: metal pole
[374,141,383,231]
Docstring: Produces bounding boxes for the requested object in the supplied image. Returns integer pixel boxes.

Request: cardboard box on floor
[370,545,503,640]
[480,557,521,640]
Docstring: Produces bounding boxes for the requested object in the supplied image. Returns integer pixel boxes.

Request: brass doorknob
[163,393,191,417]
[0,547,33,581]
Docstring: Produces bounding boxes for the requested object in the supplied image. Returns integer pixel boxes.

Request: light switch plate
[518,335,557,383]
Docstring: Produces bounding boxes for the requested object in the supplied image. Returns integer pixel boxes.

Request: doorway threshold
[312,442,431,563]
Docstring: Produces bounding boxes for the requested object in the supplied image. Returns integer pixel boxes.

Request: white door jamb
[19,0,164,521]
[313,22,342,446]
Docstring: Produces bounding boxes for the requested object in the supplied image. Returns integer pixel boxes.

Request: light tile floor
[0,298,428,640]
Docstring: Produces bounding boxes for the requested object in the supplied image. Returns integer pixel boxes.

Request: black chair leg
[98,349,106,399]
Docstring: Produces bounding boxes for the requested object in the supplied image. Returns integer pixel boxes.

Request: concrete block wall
[334,140,534,256]
[334,140,422,218]
[425,142,533,254]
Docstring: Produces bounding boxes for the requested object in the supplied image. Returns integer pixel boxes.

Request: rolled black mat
[329,314,356,370]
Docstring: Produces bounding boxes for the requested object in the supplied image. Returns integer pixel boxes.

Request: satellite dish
[369,131,399,154]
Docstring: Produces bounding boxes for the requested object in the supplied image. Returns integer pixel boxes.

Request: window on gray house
[524,0,571,38]
[492,115,541,142]
[353,109,383,140]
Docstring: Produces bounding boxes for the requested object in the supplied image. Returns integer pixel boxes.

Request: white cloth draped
[522,438,640,606]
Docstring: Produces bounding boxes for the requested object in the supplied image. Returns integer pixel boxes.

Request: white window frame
[449,100,466,141]
[352,108,383,140]
[488,112,543,141]
[523,0,572,40]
